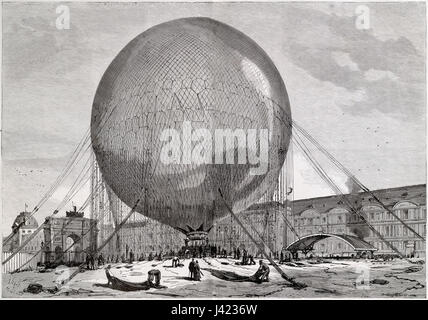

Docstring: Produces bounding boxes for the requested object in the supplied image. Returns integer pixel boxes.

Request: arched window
[362,205,383,221]
[393,201,419,220]
[300,209,320,227]
[328,207,350,224]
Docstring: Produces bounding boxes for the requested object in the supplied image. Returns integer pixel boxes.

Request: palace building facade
[208,184,426,258]
[291,184,426,257]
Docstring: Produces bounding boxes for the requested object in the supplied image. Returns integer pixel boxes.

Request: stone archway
[64,233,81,265]
[42,207,98,266]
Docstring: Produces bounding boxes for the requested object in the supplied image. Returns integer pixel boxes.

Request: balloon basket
[186,231,209,247]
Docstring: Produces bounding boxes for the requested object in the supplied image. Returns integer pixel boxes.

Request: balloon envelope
[91,17,291,233]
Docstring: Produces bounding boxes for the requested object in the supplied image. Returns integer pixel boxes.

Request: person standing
[193,260,203,281]
[172,256,180,267]
[188,258,195,280]
[90,255,95,270]
[86,254,91,270]
[242,249,247,265]
[98,253,104,266]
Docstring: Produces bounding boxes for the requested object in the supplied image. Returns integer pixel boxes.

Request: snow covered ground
[2,258,425,298]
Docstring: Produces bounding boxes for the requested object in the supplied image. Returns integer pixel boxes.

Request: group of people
[235,248,256,265]
[279,250,293,263]
[102,251,163,264]
[85,253,105,270]
[178,244,263,260]
[188,258,203,281]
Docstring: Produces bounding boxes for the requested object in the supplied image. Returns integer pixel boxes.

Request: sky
[1,1,426,234]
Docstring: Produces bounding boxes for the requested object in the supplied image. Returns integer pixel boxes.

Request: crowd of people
[83,244,293,272]
[233,247,256,265]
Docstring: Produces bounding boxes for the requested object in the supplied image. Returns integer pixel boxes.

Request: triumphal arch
[43,206,98,265]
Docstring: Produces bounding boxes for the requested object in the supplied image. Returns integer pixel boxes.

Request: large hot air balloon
[91,17,291,242]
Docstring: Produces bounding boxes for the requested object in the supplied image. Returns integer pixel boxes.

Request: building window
[403,209,409,220]
[414,209,420,220]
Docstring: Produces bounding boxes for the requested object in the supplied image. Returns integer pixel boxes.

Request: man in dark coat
[86,254,91,270]
[90,255,95,270]
[242,249,248,265]
[256,260,270,282]
[193,260,203,281]
[188,258,195,280]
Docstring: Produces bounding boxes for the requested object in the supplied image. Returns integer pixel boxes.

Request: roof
[12,212,38,230]
[292,184,426,215]
[246,201,285,211]
[286,233,378,252]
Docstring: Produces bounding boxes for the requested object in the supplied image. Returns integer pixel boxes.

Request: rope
[3,79,135,247]
[292,120,425,241]
[292,130,408,259]
[2,210,59,265]
[61,118,164,286]
[218,188,306,289]
[61,195,143,286]
[2,131,91,247]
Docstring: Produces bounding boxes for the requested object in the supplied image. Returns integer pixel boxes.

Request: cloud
[332,51,360,71]
[364,69,398,82]
[280,5,425,119]
[1,2,425,233]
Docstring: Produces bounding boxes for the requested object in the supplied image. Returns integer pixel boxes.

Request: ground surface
[2,258,426,298]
